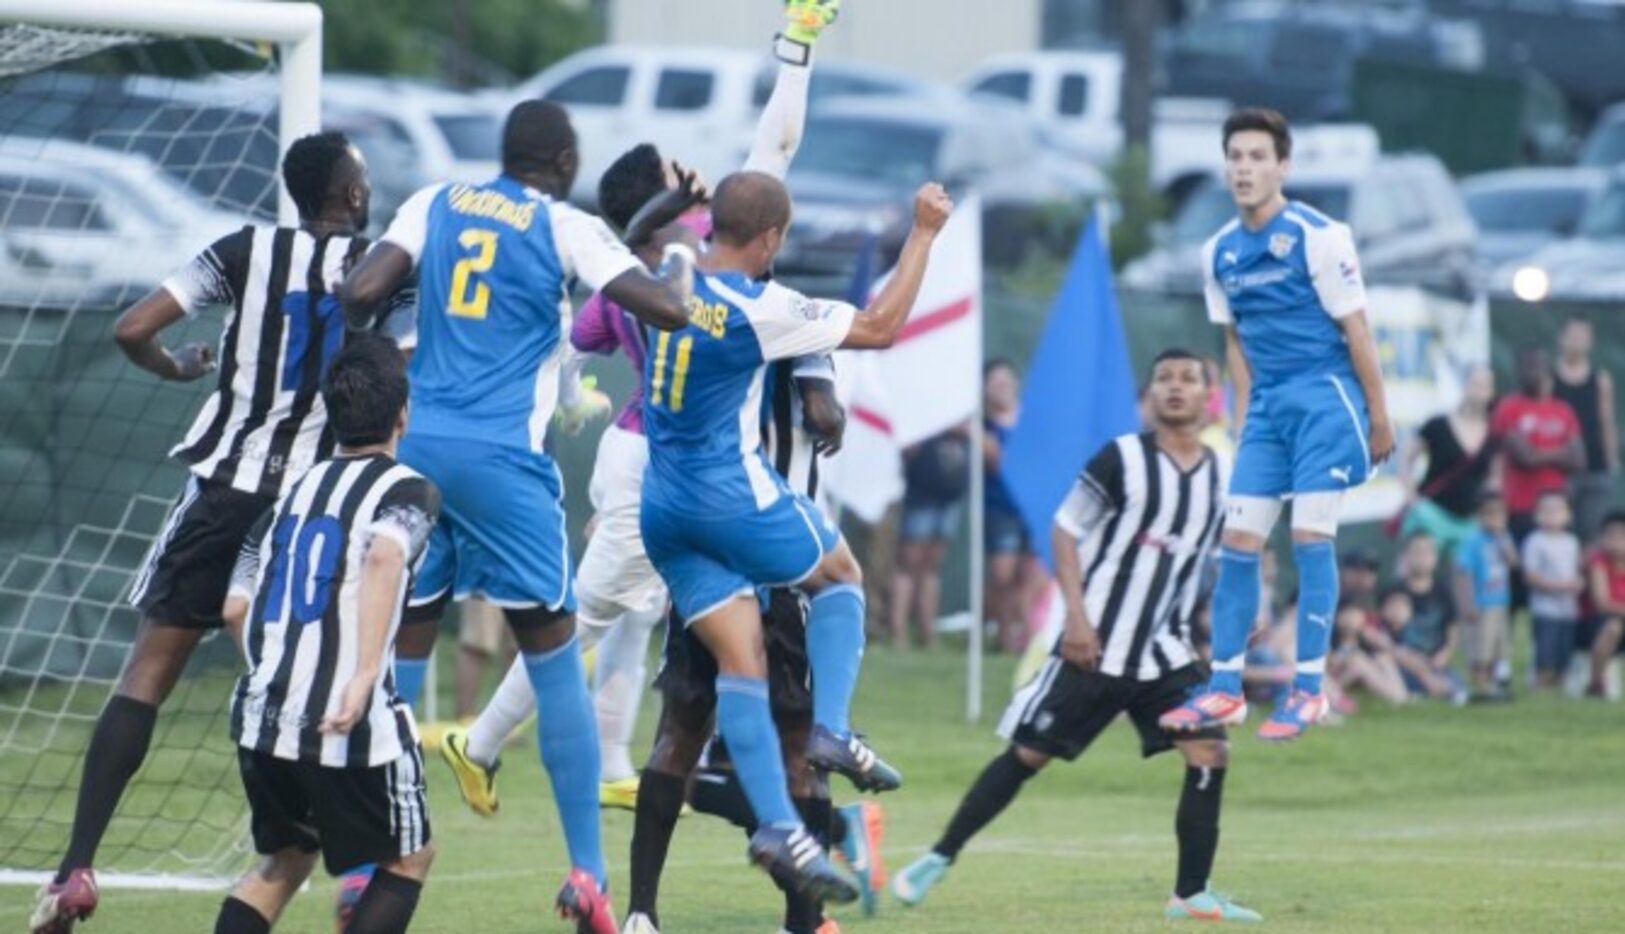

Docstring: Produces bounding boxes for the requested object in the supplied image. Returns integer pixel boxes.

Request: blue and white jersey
[380,177,640,451]
[642,271,854,517]
[1201,200,1367,388]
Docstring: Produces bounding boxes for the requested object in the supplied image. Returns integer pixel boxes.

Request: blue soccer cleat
[749,824,858,905]
[890,851,949,908]
[807,726,902,793]
[1165,887,1263,922]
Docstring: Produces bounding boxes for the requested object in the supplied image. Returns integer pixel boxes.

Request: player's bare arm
[1051,522,1101,671]
[322,533,406,735]
[1338,310,1394,464]
[1222,326,1251,433]
[842,183,954,349]
[112,289,215,381]
[339,242,414,332]
[798,377,846,455]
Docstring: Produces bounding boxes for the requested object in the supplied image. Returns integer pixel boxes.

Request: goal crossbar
[0,0,322,223]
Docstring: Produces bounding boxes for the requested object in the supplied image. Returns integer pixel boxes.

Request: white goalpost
[0,0,322,891]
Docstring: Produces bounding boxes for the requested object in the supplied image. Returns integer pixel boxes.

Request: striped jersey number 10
[650,331,694,413]
[448,228,498,319]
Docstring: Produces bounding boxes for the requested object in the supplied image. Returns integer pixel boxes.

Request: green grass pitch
[3,647,1622,932]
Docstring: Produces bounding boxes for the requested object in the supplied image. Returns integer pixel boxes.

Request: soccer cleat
[440,728,501,816]
[890,851,948,908]
[621,912,660,934]
[815,919,844,934]
[334,865,374,932]
[29,868,98,933]
[784,0,841,44]
[748,824,858,905]
[1158,691,1248,732]
[556,867,618,934]
[835,801,887,916]
[806,726,902,793]
[600,775,640,812]
[1255,690,1330,742]
[1165,888,1263,922]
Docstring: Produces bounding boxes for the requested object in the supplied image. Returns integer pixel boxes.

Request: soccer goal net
[0,1,320,888]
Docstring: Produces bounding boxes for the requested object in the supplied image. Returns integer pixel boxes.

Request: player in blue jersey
[1160,108,1393,743]
[638,172,953,898]
[338,100,700,933]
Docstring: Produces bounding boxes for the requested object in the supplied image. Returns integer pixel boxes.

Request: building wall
[608,0,1040,82]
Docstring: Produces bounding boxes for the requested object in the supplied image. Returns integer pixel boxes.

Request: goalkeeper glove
[556,375,613,436]
[784,0,840,45]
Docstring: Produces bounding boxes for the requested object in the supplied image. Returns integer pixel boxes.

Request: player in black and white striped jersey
[32,132,413,933]
[214,333,438,934]
[891,349,1264,924]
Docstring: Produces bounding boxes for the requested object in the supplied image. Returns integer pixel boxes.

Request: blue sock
[1292,541,1339,695]
[1208,548,1261,696]
[715,675,798,828]
[806,584,866,735]
[523,637,606,887]
[394,658,428,709]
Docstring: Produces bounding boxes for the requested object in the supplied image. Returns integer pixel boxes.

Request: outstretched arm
[841,184,954,349]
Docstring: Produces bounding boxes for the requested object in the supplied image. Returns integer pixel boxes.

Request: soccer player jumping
[1161,108,1392,741]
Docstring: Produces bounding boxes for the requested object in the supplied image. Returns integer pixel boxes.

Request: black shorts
[999,662,1223,761]
[237,746,431,876]
[654,589,812,723]
[1579,616,1625,654]
[130,476,273,628]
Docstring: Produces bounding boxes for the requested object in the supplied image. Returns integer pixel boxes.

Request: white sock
[593,605,662,781]
[464,656,535,767]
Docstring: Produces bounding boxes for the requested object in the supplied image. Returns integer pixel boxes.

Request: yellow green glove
[784,0,840,45]
[556,375,613,436]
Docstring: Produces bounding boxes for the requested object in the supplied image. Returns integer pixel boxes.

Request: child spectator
[1580,510,1625,697]
[1388,532,1467,703]
[1454,492,1516,699]
[1521,490,1584,690]
[1330,600,1409,706]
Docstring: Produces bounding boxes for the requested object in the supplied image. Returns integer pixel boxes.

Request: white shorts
[576,424,667,627]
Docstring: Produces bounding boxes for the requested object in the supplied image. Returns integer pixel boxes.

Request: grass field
[3,647,1623,933]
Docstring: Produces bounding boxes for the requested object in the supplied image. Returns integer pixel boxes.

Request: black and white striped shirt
[763,354,836,502]
[1052,432,1226,681]
[230,454,439,767]
[161,226,416,499]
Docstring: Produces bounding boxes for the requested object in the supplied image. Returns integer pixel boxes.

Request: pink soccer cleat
[30,868,98,933]
[556,867,617,934]
[1159,691,1249,732]
[1255,691,1330,742]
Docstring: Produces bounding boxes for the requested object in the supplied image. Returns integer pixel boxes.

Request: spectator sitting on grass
[1387,532,1467,703]
[1454,492,1517,700]
[1331,593,1409,706]
[1521,490,1585,691]
[1580,510,1625,698]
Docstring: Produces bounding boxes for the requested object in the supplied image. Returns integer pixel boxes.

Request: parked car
[0,138,246,310]
[1122,151,1476,297]
[1493,168,1625,304]
[1580,103,1625,169]
[778,96,1110,294]
[1460,168,1608,271]
[511,45,952,205]
[961,49,1228,193]
[1161,1,1482,123]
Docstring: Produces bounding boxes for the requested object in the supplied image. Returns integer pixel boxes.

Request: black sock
[934,748,1037,861]
[629,770,687,926]
[345,868,422,934]
[58,695,157,881]
[213,896,270,934]
[826,802,849,848]
[782,796,832,933]
[689,765,757,832]
[1175,765,1226,899]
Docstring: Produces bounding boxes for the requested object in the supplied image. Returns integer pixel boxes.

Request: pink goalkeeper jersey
[570,210,714,435]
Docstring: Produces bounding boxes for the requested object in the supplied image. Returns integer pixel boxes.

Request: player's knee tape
[1290,490,1344,538]
[1225,495,1283,540]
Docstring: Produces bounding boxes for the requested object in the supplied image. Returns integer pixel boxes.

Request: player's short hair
[599,143,667,232]
[503,99,576,177]
[1222,108,1292,160]
[1149,347,1210,384]
[710,171,790,246]
[1602,510,1625,532]
[322,333,407,448]
[282,131,354,220]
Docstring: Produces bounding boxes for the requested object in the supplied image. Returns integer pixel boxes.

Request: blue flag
[1000,217,1140,569]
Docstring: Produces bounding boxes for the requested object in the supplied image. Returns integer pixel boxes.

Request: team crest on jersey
[1268,233,1297,259]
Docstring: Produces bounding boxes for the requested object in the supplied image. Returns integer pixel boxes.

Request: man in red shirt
[1581,511,1625,697]
[1492,347,1584,541]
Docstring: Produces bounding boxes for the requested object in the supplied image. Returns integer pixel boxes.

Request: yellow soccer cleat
[600,775,640,812]
[440,728,501,817]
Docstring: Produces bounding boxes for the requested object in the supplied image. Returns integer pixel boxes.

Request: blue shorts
[642,486,839,625]
[400,433,575,612]
[1231,372,1371,498]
